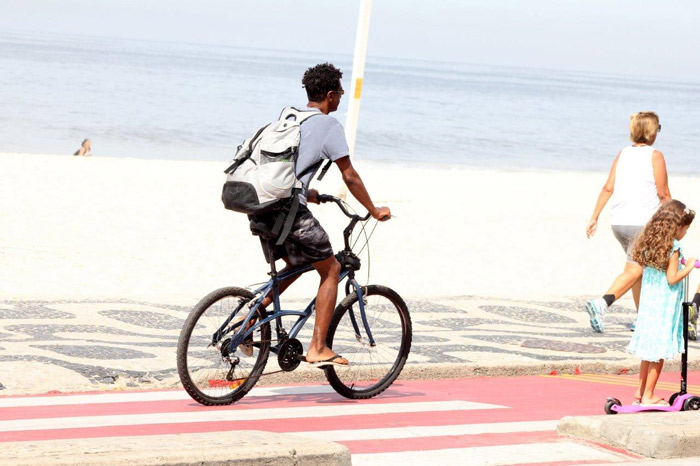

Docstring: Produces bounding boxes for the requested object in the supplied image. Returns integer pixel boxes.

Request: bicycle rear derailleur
[218,337,240,381]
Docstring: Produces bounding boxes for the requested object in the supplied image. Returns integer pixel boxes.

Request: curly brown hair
[631,200,695,270]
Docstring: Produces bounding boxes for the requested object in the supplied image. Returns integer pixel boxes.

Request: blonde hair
[631,200,695,270]
[629,111,660,144]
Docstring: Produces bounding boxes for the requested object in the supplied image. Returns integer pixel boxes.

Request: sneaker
[585,298,606,333]
[630,319,636,332]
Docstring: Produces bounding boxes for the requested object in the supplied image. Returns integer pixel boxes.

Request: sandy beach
[2,152,700,301]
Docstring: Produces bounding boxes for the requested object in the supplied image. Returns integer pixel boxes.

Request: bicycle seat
[249,219,278,240]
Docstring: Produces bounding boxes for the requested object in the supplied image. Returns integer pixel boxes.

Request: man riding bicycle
[248,63,390,367]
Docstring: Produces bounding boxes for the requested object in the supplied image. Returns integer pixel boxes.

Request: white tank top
[610,145,660,226]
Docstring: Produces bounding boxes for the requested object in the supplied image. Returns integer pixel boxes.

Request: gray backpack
[221,107,330,244]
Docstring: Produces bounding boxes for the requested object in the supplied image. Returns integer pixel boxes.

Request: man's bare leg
[305,255,347,364]
[261,258,295,308]
[235,258,296,334]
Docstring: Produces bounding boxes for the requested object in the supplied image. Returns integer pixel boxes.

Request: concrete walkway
[1,295,698,394]
[559,411,700,459]
[0,430,351,466]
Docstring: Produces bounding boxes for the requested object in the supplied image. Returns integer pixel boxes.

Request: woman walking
[585,111,671,332]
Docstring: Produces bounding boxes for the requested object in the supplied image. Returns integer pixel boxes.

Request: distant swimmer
[73,138,92,156]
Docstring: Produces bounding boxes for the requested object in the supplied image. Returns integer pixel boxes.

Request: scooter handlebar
[680,258,700,268]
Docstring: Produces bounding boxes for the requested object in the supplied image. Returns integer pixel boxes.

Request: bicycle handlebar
[317,194,372,221]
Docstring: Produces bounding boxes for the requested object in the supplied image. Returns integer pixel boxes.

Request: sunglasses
[658,124,661,132]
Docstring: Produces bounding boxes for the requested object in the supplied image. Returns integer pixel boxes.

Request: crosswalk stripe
[0,385,337,408]
[292,420,558,441]
[351,441,625,465]
[0,400,504,433]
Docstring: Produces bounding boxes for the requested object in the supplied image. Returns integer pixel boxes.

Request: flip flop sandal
[304,354,348,368]
[232,312,257,357]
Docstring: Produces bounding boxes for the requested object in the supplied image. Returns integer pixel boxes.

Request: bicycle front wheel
[176,287,270,405]
[325,285,412,399]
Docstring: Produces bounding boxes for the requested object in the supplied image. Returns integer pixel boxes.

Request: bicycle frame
[212,196,377,355]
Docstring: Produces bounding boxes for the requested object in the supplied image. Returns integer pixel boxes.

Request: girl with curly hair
[627,200,695,406]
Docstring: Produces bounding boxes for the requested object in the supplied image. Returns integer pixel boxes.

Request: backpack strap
[295,158,333,188]
[270,191,301,246]
[280,106,320,125]
[282,106,327,182]
[224,123,270,174]
[315,159,333,181]
[297,160,322,179]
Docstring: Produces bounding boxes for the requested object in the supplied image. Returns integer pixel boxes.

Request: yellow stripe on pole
[354,78,363,99]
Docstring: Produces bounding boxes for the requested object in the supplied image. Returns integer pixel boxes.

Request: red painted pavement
[3,371,694,461]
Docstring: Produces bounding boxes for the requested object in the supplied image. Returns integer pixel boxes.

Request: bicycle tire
[176,286,270,406]
[324,284,412,399]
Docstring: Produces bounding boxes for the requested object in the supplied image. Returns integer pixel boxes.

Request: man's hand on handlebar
[307,189,320,204]
[373,206,391,221]
[313,192,391,221]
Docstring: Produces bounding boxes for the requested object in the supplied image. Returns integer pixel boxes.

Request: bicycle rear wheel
[325,285,412,399]
[176,287,270,405]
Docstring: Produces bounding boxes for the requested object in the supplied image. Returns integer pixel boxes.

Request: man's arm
[335,156,390,221]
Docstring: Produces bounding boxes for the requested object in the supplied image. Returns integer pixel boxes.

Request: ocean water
[2,31,700,173]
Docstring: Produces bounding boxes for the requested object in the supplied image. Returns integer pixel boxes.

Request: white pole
[339,0,372,198]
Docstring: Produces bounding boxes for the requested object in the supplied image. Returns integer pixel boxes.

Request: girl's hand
[586,219,598,238]
[685,257,698,270]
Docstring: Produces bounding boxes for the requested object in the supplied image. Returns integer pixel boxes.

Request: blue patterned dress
[627,240,685,362]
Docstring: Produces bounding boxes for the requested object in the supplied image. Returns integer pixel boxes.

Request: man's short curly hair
[302,63,343,102]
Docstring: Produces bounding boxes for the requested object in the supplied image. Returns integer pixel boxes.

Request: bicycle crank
[277,338,303,372]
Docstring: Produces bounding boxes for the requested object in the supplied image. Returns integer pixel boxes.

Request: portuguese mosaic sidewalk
[2,295,697,395]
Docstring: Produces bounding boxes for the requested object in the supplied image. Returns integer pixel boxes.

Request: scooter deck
[611,394,690,414]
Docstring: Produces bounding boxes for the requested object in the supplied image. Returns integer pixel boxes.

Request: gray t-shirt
[295,109,349,205]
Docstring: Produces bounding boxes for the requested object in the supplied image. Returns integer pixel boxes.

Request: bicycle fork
[345,276,376,347]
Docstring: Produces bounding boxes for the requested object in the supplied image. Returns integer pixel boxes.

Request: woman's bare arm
[586,153,619,238]
[652,150,671,203]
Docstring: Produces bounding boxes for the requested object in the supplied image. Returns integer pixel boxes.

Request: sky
[1,0,699,79]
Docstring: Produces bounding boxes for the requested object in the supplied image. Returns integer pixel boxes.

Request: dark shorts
[252,205,334,267]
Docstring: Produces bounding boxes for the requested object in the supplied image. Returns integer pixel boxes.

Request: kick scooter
[604,262,700,414]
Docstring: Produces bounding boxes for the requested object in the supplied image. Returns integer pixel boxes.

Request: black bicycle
[176,194,412,405]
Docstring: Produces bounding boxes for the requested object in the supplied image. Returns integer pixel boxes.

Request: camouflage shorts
[255,205,334,267]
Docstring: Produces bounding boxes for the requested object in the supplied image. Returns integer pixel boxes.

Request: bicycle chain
[231,337,312,382]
